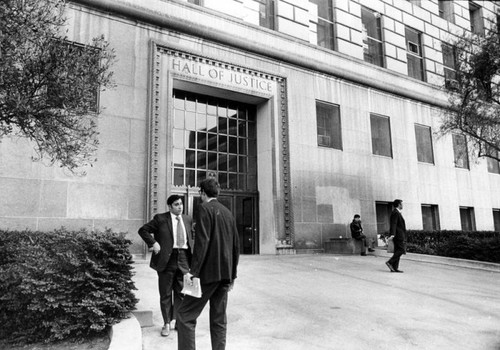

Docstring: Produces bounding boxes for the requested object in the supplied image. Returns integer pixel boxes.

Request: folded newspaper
[181,275,202,298]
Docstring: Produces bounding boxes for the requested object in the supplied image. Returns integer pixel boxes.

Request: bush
[405,230,500,263]
[0,228,138,344]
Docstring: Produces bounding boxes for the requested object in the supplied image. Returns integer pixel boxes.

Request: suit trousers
[177,281,231,350]
[387,244,405,270]
[157,249,190,324]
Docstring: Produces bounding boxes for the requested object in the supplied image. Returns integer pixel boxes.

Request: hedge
[382,230,500,263]
[0,228,138,344]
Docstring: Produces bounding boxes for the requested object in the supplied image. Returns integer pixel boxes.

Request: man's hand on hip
[152,242,161,254]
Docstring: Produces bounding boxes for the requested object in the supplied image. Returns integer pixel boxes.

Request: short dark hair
[167,194,183,206]
[353,214,360,219]
[199,178,219,198]
[393,199,403,208]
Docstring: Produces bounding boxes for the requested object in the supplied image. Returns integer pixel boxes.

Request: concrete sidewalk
[132,253,500,350]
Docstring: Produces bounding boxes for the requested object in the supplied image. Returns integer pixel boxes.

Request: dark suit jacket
[138,212,194,272]
[390,209,407,251]
[190,199,240,284]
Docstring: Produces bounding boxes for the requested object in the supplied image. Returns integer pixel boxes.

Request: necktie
[176,216,185,248]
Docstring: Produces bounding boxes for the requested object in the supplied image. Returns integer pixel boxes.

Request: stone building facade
[1,0,500,255]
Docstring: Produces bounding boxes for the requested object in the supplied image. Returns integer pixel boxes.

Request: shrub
[0,228,138,344]
[405,230,500,263]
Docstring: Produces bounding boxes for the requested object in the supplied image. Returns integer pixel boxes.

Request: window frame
[469,1,484,35]
[421,204,440,231]
[405,27,425,81]
[493,209,500,232]
[316,100,342,150]
[414,124,435,164]
[361,6,384,67]
[438,0,454,23]
[452,133,469,169]
[370,113,393,158]
[459,206,476,231]
[309,0,335,50]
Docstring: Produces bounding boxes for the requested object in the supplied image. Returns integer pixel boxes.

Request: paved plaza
[132,253,500,350]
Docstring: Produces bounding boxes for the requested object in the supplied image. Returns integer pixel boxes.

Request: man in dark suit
[177,178,240,350]
[138,194,194,337]
[385,199,406,273]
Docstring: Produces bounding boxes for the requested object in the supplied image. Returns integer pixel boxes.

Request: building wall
[1,0,500,254]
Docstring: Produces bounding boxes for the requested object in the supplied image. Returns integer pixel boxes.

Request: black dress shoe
[361,252,367,256]
[368,248,375,252]
[385,261,395,272]
[394,270,404,273]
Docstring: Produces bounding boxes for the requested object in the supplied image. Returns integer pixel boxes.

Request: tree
[440,26,500,162]
[0,0,115,173]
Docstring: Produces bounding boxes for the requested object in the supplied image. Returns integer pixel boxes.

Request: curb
[108,313,142,350]
[372,248,500,273]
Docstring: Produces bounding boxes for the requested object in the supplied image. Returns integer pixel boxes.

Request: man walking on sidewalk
[177,178,240,350]
[385,199,406,273]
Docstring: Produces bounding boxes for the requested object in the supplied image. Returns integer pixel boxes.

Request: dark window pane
[229,137,238,154]
[239,156,247,173]
[219,117,228,134]
[229,155,238,172]
[415,124,434,164]
[316,101,342,150]
[460,207,476,231]
[259,0,275,29]
[197,132,207,150]
[219,135,228,152]
[186,169,196,187]
[207,152,217,170]
[218,154,228,171]
[487,157,500,174]
[375,202,393,234]
[219,172,228,189]
[248,122,256,139]
[370,114,392,157]
[493,209,500,232]
[248,175,257,191]
[248,157,257,175]
[238,120,247,137]
[238,174,247,191]
[422,205,440,231]
[452,134,469,169]
[187,131,196,148]
[229,173,238,189]
[197,151,207,169]
[186,150,196,168]
[239,138,247,155]
[174,169,184,186]
[407,54,424,80]
[196,170,206,186]
[207,133,217,152]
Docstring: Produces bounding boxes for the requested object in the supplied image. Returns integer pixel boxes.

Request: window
[438,0,454,23]
[405,27,424,81]
[407,0,421,6]
[172,90,257,191]
[375,202,393,234]
[257,0,275,30]
[452,134,469,169]
[421,204,440,231]
[309,0,335,50]
[469,1,483,35]
[415,124,434,164]
[316,101,342,150]
[493,209,500,232]
[370,114,392,157]
[460,207,476,231]
[442,43,458,89]
[362,7,384,67]
[486,147,500,174]
[187,0,202,5]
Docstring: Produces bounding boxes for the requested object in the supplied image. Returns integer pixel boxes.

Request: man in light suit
[177,178,240,350]
[385,199,407,273]
[138,194,194,337]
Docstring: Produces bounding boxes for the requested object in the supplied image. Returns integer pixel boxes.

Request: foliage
[440,26,500,162]
[0,0,115,173]
[0,228,138,344]
[405,230,500,263]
